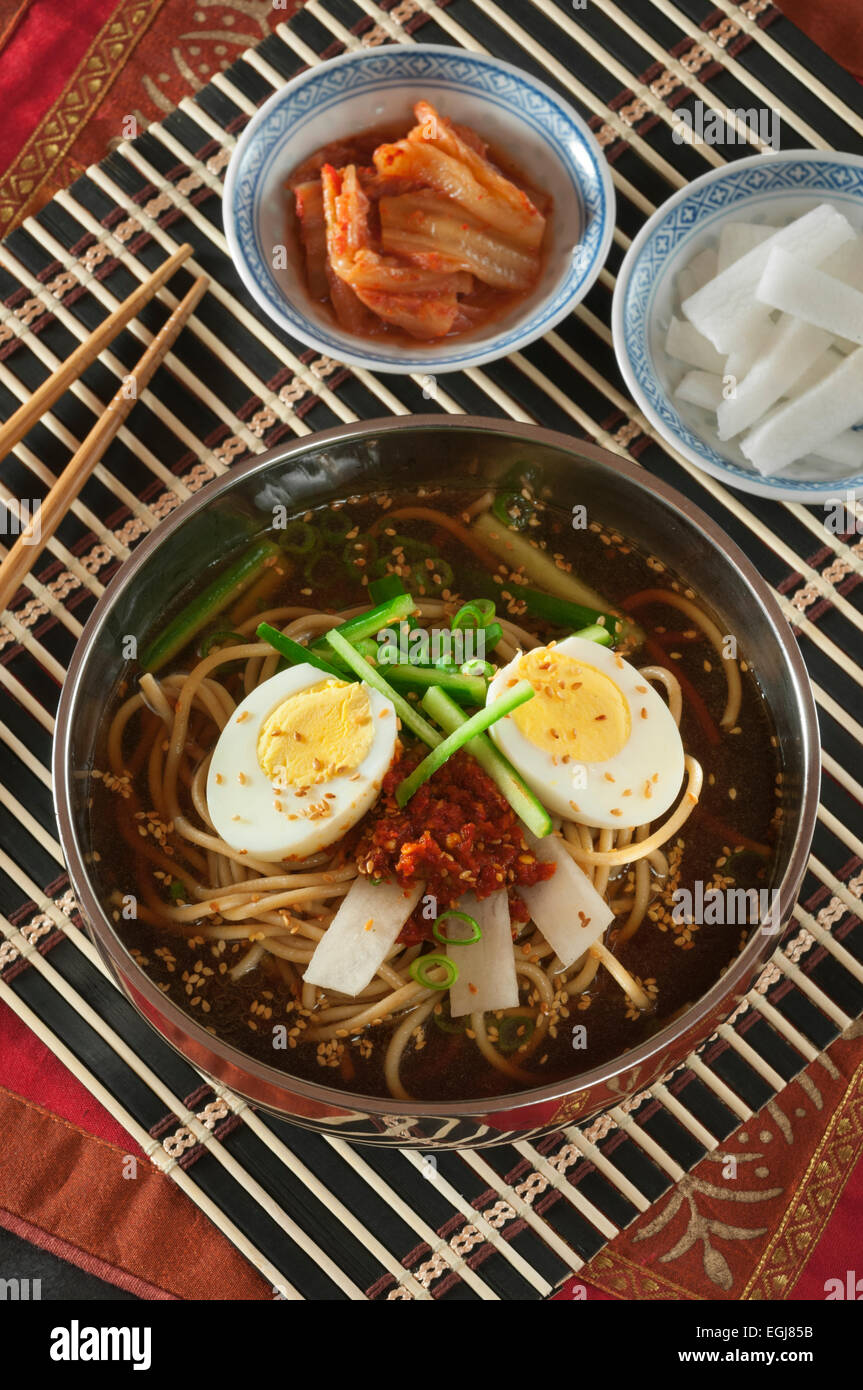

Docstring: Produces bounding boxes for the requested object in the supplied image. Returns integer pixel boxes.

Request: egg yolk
[513,649,631,763]
[257,679,374,786]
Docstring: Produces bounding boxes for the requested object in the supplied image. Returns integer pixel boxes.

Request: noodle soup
[91,479,781,1103]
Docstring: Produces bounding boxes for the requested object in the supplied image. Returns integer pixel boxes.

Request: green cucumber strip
[422,687,553,838]
[325,629,442,748]
[140,539,282,673]
[256,623,343,678]
[395,680,534,806]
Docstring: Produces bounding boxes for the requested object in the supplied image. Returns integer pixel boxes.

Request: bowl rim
[611,147,863,503]
[222,41,616,374]
[53,415,821,1119]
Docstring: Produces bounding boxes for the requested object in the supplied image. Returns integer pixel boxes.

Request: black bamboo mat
[1,0,862,1300]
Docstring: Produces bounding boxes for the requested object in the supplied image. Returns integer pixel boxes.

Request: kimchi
[287,100,550,342]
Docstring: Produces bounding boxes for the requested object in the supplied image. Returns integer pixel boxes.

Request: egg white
[206,664,398,861]
[487,635,685,829]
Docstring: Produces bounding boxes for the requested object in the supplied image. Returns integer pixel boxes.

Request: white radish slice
[812,428,863,467]
[716,221,775,274]
[304,876,422,997]
[716,314,833,439]
[665,316,726,373]
[687,247,719,289]
[675,370,724,411]
[784,346,844,399]
[675,247,718,307]
[821,235,863,292]
[682,203,854,352]
[757,247,863,346]
[725,314,776,383]
[518,832,613,970]
[446,890,518,1018]
[740,348,863,476]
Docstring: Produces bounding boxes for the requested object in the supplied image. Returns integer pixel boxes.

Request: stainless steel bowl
[53,417,820,1147]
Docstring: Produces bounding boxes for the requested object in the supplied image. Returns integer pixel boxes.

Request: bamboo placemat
[1,0,862,1300]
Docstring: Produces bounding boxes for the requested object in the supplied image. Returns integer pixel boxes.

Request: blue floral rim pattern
[227,48,611,370]
[619,157,863,496]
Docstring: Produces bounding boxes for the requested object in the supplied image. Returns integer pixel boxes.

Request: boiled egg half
[206,664,398,861]
[487,635,685,829]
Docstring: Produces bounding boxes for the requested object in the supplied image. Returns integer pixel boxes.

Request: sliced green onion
[481,621,503,652]
[723,847,769,883]
[492,491,536,531]
[516,586,623,640]
[311,592,415,658]
[168,878,188,903]
[432,909,482,945]
[452,598,496,631]
[368,575,408,604]
[257,623,343,678]
[433,999,466,1034]
[392,534,435,562]
[343,531,378,569]
[497,1013,536,1053]
[499,459,543,492]
[302,551,333,585]
[473,513,637,637]
[419,557,454,596]
[423,686,552,839]
[409,954,459,990]
[461,657,495,679]
[395,680,534,806]
[325,628,442,748]
[572,623,614,648]
[383,664,486,705]
[140,538,282,673]
[197,629,247,658]
[278,520,320,555]
[320,510,354,543]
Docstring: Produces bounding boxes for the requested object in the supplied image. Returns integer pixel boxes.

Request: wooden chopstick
[0,274,209,616]
[0,242,194,462]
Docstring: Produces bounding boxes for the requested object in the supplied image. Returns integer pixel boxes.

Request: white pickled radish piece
[821,236,863,293]
[757,247,863,346]
[518,832,613,970]
[740,348,863,476]
[681,203,854,352]
[675,247,718,306]
[725,315,775,383]
[446,890,518,1018]
[784,346,844,399]
[716,314,833,439]
[665,316,726,373]
[675,370,725,411]
[303,876,422,997]
[716,221,774,274]
[686,247,719,289]
[812,429,863,467]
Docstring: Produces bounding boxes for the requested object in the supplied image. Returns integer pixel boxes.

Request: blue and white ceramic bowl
[613,150,863,503]
[223,44,614,375]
